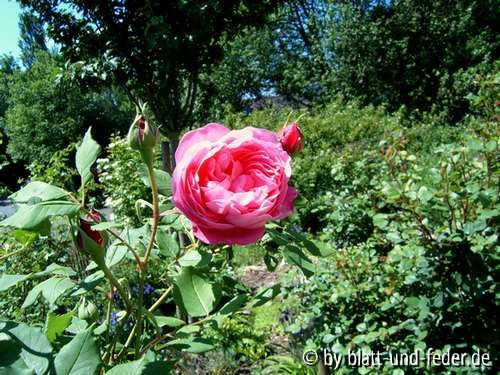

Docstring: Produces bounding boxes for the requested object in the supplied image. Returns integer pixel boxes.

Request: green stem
[134,161,160,358]
[116,322,138,361]
[148,285,173,313]
[135,273,145,358]
[106,229,142,267]
[100,261,132,314]
[115,284,173,361]
[0,245,29,262]
[141,164,160,269]
[102,282,113,363]
[105,282,113,340]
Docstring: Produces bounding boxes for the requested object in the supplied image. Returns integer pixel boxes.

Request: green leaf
[54,328,100,375]
[156,230,179,257]
[22,276,76,308]
[285,229,322,257]
[462,219,487,235]
[154,316,185,328]
[0,201,80,230]
[405,297,422,309]
[218,294,247,315]
[159,215,183,231]
[9,181,69,203]
[166,337,214,353]
[0,321,53,375]
[176,324,200,336]
[36,263,77,277]
[282,245,315,277]
[250,284,280,308]
[372,213,388,229]
[178,250,211,268]
[88,245,127,271]
[65,318,88,335]
[106,351,171,374]
[173,267,221,317]
[266,228,291,246]
[75,127,101,187]
[118,225,150,255]
[140,167,172,196]
[0,339,34,375]
[45,312,74,343]
[417,186,434,203]
[0,274,30,293]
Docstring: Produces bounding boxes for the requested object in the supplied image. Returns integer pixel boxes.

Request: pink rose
[172,123,297,245]
[278,122,303,155]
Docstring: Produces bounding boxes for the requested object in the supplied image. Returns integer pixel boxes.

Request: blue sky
[0,0,21,58]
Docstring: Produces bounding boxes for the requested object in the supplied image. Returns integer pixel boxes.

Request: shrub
[280,120,499,373]
[96,134,150,225]
[28,142,79,192]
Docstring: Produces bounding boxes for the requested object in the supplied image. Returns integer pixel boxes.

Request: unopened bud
[76,209,106,252]
[278,122,303,155]
[127,114,159,167]
[78,299,98,322]
[128,115,159,151]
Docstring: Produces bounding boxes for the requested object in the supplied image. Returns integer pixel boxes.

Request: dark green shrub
[280,121,499,374]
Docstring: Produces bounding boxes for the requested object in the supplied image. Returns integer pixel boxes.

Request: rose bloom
[172,123,297,245]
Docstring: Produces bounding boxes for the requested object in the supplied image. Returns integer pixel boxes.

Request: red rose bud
[127,113,159,166]
[76,209,106,252]
[127,114,159,151]
[278,122,303,155]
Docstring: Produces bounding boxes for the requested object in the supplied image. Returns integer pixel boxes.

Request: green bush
[3,52,132,165]
[96,135,150,225]
[28,142,78,192]
[280,120,499,373]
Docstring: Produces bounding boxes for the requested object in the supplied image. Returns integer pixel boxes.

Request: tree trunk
[161,134,179,174]
[318,355,330,375]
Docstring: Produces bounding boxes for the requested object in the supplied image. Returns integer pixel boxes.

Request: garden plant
[0,108,318,373]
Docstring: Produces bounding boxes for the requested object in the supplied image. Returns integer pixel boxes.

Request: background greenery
[0,0,498,373]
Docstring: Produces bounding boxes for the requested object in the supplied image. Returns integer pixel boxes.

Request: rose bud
[78,298,98,322]
[278,122,303,155]
[127,114,159,166]
[127,114,159,151]
[76,209,106,252]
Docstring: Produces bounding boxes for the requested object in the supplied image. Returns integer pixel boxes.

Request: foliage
[0,55,20,195]
[3,51,132,165]
[96,135,151,225]
[211,0,498,123]
[466,65,500,121]
[0,126,293,373]
[28,142,78,192]
[21,0,281,152]
[209,312,270,361]
[199,312,270,373]
[18,10,48,68]
[279,118,499,373]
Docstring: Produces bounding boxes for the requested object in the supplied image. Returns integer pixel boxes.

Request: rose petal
[175,123,229,165]
[193,224,266,245]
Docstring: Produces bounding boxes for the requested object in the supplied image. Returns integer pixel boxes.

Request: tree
[214,0,499,122]
[20,0,281,172]
[0,55,21,192]
[3,52,132,165]
[18,11,48,67]
[209,0,332,111]
[325,0,499,120]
